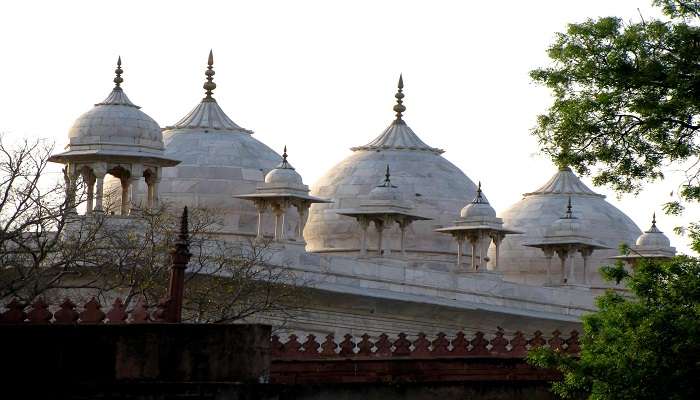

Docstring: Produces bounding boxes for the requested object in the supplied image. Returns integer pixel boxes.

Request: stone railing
[0,297,160,324]
[1,298,581,360]
[272,329,580,359]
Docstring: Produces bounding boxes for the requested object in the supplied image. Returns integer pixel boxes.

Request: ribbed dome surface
[156,119,281,234]
[305,120,478,258]
[265,164,303,185]
[460,201,496,219]
[636,219,671,248]
[67,88,165,156]
[111,94,283,233]
[493,168,641,286]
[636,230,671,247]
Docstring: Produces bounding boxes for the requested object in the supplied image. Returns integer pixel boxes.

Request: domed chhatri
[151,50,283,234]
[336,165,431,257]
[636,213,672,248]
[460,182,497,219]
[50,57,179,216]
[523,198,610,285]
[613,213,676,266]
[264,147,304,186]
[235,147,331,242]
[436,182,519,271]
[494,167,641,286]
[367,165,404,202]
[305,75,479,259]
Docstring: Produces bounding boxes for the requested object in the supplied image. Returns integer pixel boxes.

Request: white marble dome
[636,220,671,248]
[265,160,303,186]
[493,167,642,286]
[460,188,496,219]
[304,78,478,259]
[64,61,165,158]
[116,54,290,235]
[69,94,163,149]
[547,213,584,238]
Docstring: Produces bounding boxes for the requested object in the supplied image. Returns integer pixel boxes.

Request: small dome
[265,148,304,185]
[64,58,165,157]
[69,98,163,146]
[305,76,478,258]
[460,183,496,219]
[119,52,285,234]
[494,167,641,286]
[544,198,585,238]
[368,185,402,201]
[636,215,671,248]
[368,166,403,202]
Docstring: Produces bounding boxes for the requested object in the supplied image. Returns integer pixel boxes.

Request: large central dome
[304,77,478,259]
[124,52,282,234]
[493,167,642,286]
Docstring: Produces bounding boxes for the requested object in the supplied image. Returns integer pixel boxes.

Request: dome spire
[279,145,294,169]
[96,56,137,108]
[203,49,216,101]
[393,74,406,122]
[378,164,397,188]
[564,196,575,219]
[113,56,124,88]
[647,212,662,233]
[472,181,487,204]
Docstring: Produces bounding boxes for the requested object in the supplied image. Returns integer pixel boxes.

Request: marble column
[456,235,465,268]
[272,203,285,242]
[398,219,409,257]
[543,248,554,285]
[468,234,479,271]
[556,249,568,284]
[580,247,593,285]
[85,173,95,215]
[567,245,577,284]
[489,232,503,271]
[294,202,309,241]
[128,176,143,215]
[93,171,105,213]
[120,177,130,216]
[375,219,385,257]
[151,177,161,208]
[254,200,267,240]
[359,217,369,256]
[64,166,78,214]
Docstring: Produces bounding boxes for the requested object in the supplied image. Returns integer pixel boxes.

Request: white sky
[1,0,696,253]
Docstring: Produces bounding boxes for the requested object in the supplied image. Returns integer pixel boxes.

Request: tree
[527,257,700,399]
[528,2,700,399]
[530,1,700,209]
[93,206,306,323]
[0,136,306,324]
[0,136,106,300]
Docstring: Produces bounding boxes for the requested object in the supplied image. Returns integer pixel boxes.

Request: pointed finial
[203,49,216,101]
[393,74,406,121]
[113,56,124,88]
[652,212,657,227]
[472,181,488,204]
[565,196,573,218]
[179,206,189,242]
[280,145,291,168]
[377,164,396,188]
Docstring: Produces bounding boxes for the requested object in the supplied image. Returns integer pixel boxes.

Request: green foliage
[528,257,700,399]
[530,3,700,398]
[531,1,700,199]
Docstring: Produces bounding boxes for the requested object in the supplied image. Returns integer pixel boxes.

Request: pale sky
[1,0,696,253]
